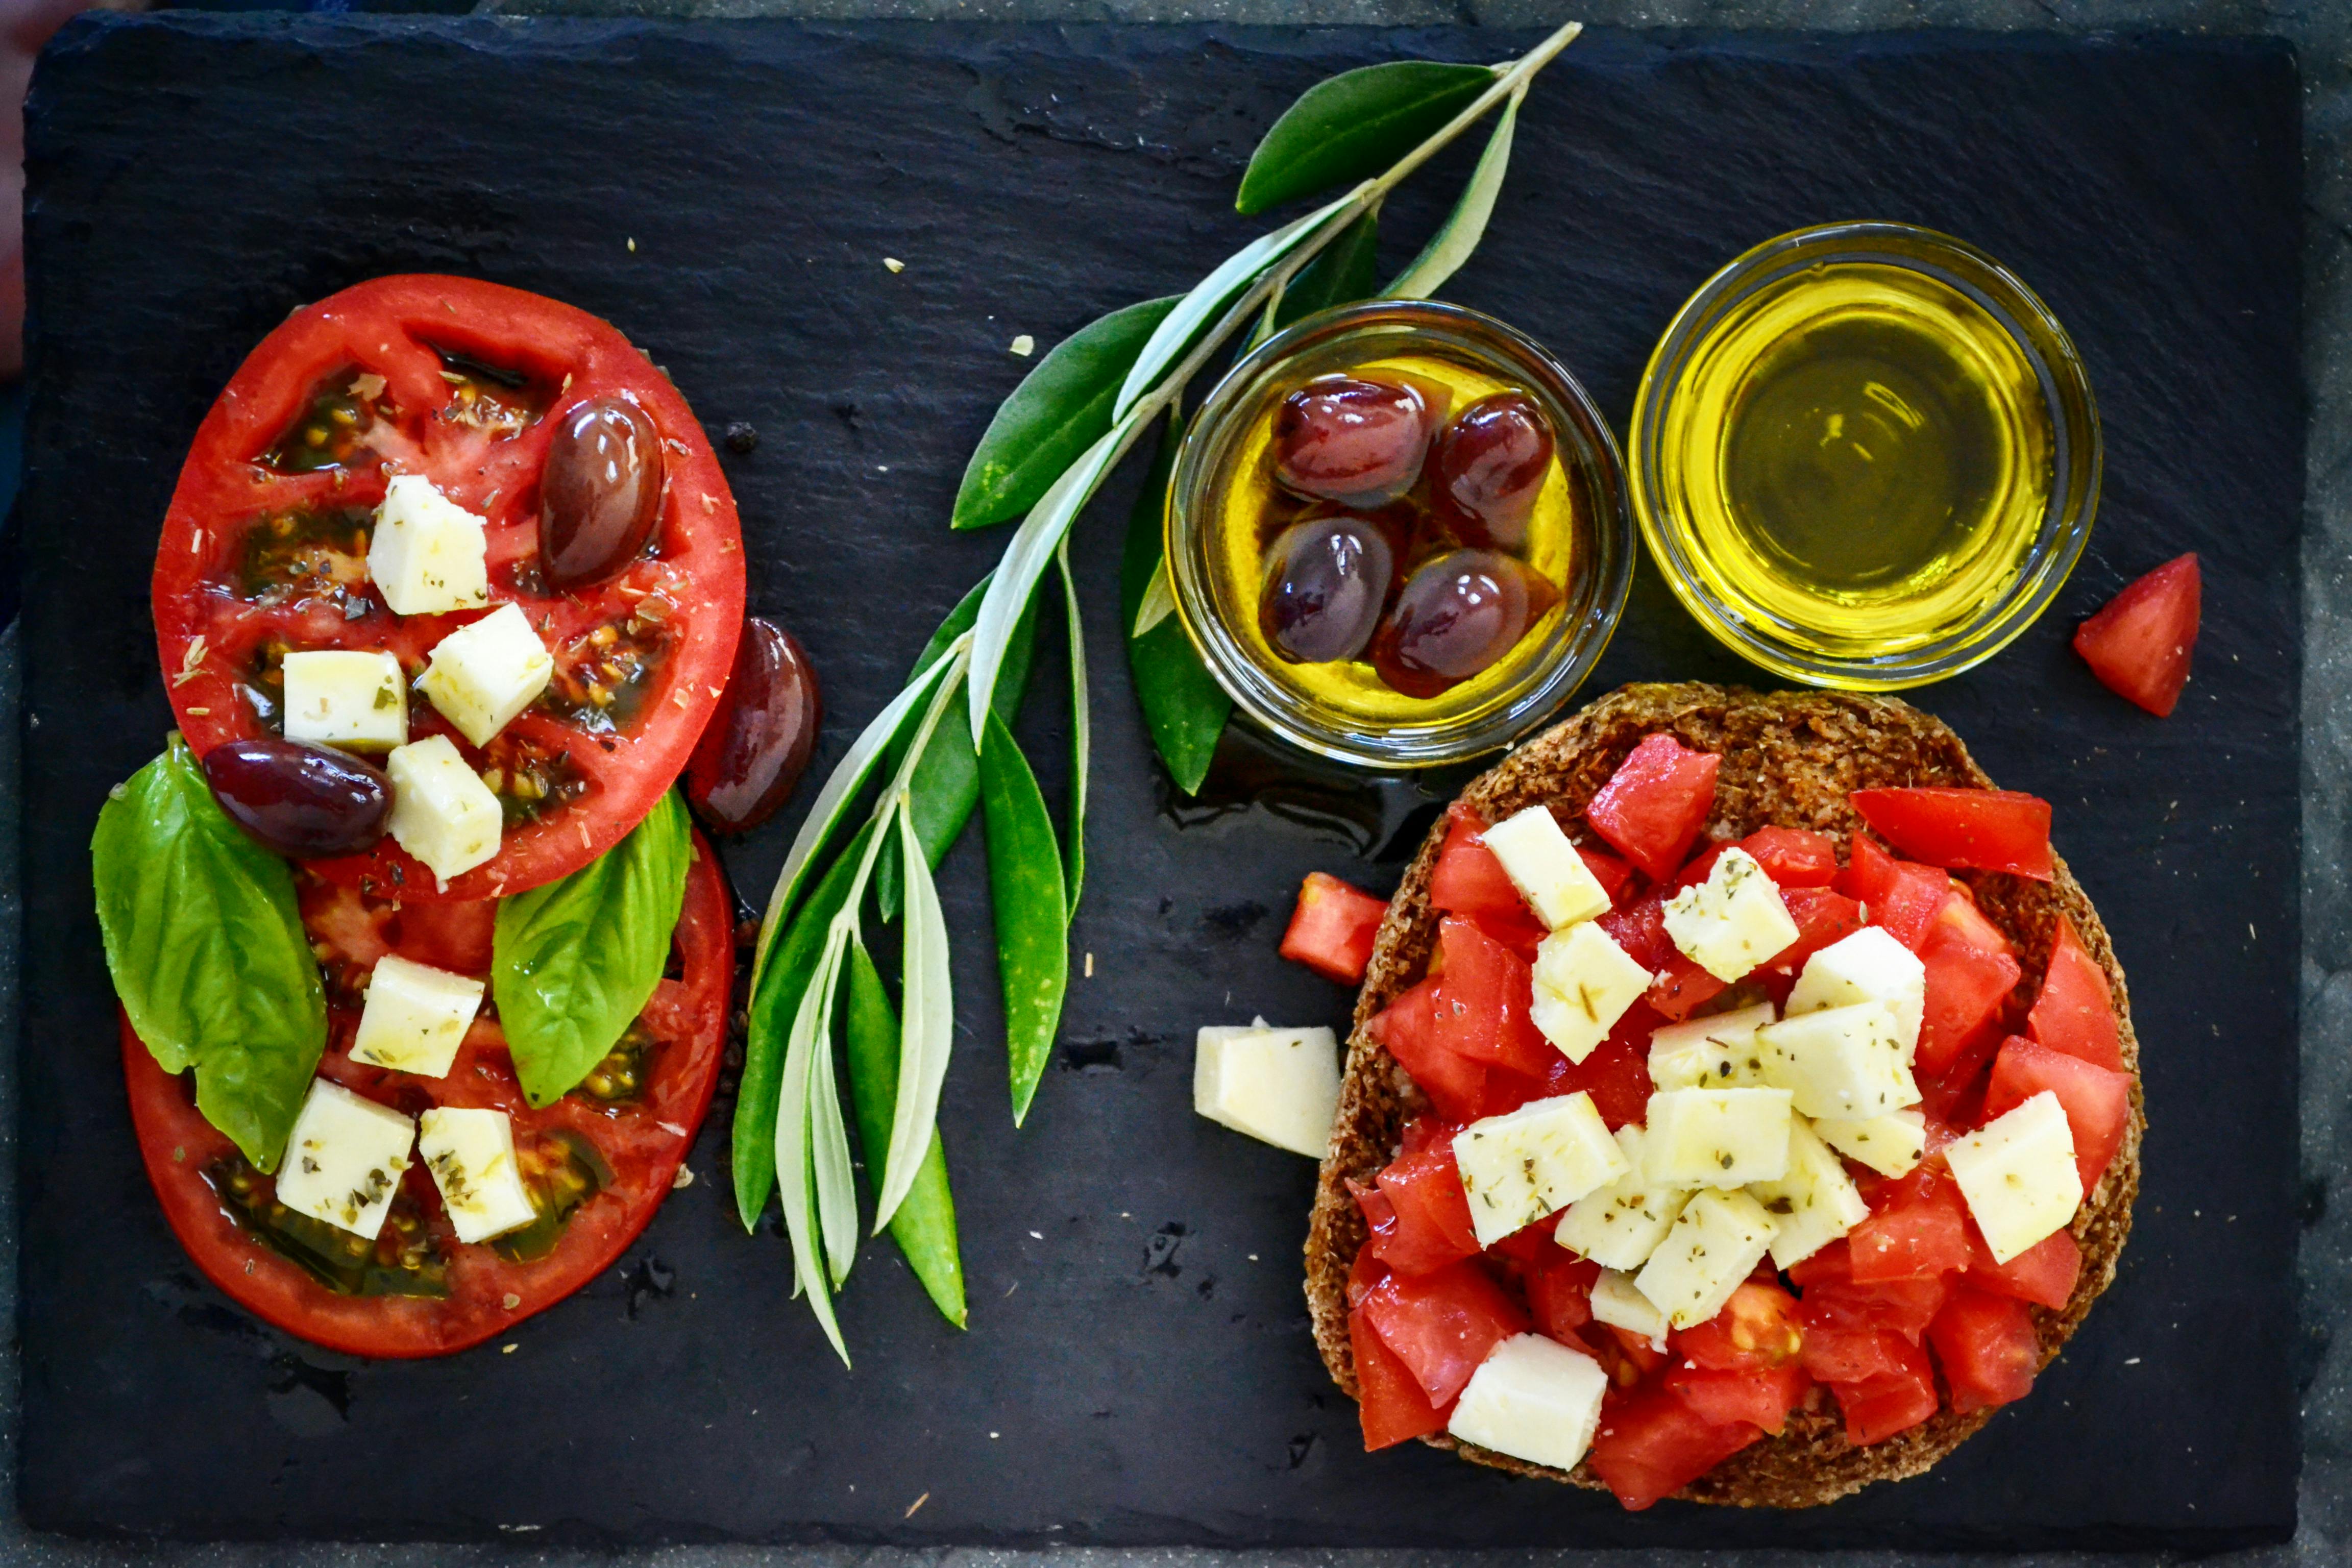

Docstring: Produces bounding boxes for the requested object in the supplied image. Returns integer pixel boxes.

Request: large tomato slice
[152,275,746,900]
[121,832,733,1358]
[1849,787,2055,880]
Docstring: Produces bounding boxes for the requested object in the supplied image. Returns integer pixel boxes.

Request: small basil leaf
[91,733,326,1172]
[495,790,692,1109]
[843,941,966,1328]
[1387,85,1523,299]
[1274,209,1382,331]
[978,712,1069,1126]
[1116,413,1230,795]
[1236,60,1494,216]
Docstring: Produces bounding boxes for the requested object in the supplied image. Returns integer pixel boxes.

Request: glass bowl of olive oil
[1630,221,2100,689]
[1167,300,1634,769]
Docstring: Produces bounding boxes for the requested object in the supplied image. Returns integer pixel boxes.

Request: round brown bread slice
[1305,681,2143,1509]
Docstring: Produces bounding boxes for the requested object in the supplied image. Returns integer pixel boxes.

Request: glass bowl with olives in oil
[1167,301,1632,769]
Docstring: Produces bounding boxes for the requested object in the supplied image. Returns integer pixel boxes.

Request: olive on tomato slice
[121,831,732,1359]
[150,275,746,902]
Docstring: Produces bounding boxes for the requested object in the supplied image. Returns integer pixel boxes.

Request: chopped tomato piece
[1478,1000,1658,1128]
[1966,1222,2083,1310]
[1349,1305,1449,1450]
[1667,1361,1811,1435]
[1916,896,2024,1076]
[1585,734,1721,881]
[1668,841,1728,893]
[1366,979,1487,1124]
[1739,825,1841,888]
[1919,1036,1999,1128]
[1577,842,1638,905]
[1752,888,1867,1000]
[1587,1387,1760,1510]
[1279,872,1388,984]
[1431,917,1561,1079]
[1372,1142,1482,1275]
[1983,1036,2132,1193]
[1675,1282,1805,1370]
[1599,888,1677,972]
[1524,1247,1601,1342]
[1929,1285,2042,1414]
[1359,1261,1530,1406]
[1832,1344,1942,1444]
[1850,788,2055,880]
[1796,1318,1917,1385]
[2075,552,2200,717]
[1785,1238,1854,1290]
[2027,915,2126,1072]
[1798,1255,1954,1344]
[1346,1219,1391,1307]
[1427,807,1547,958]
[1834,835,1952,952]
[1399,1114,1451,1157]
[1848,1163,1972,1283]
[1605,1321,1673,1377]
[1349,1174,1398,1239]
[1648,956,1730,1022]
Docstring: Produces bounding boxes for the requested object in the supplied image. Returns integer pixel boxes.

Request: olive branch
[737,21,1586,1361]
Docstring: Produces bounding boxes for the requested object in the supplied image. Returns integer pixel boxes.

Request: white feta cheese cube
[1946,1091,2082,1263]
[1642,1087,1795,1187]
[418,602,555,747]
[1529,921,1652,1064]
[1479,805,1611,930]
[367,474,491,616]
[1192,1018,1340,1159]
[1451,1092,1628,1246]
[1787,926,1926,1058]
[385,735,503,882]
[1554,1124,1691,1270]
[1810,1108,1928,1178]
[417,1106,539,1244]
[1662,846,1801,983]
[1447,1333,1609,1473]
[1755,1000,1921,1119]
[281,649,408,752]
[1634,1188,1781,1329]
[273,1079,415,1240]
[1589,1268,1668,1345]
[1647,1002,1779,1090]
[1748,1118,1870,1268]
[350,954,486,1079]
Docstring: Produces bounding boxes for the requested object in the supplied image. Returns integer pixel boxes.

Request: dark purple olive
[540,396,665,589]
[1429,391,1554,548]
[685,619,822,835]
[1369,549,1560,699]
[1258,514,1397,664]
[1269,375,1437,508]
[203,737,392,859]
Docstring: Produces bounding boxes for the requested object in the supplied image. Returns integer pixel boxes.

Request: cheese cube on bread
[1589,1268,1668,1344]
[1529,921,1652,1064]
[281,649,408,752]
[1634,1188,1780,1329]
[1755,1000,1921,1119]
[1642,1087,1794,1187]
[1810,1107,1928,1178]
[350,954,485,1079]
[1787,927,1926,1057]
[1647,1002,1778,1091]
[419,602,555,747]
[1447,1333,1610,1473]
[1747,1117,1870,1267]
[368,475,491,616]
[1451,1093,1628,1246]
[1946,1091,2082,1263]
[1661,847,1800,982]
[1479,805,1611,930]
[1553,1124,1690,1270]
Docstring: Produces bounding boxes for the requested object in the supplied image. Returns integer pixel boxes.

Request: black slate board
[15,14,2302,1550]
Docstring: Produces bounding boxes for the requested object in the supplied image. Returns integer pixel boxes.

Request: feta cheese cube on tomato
[281,649,408,752]
[273,1079,415,1240]
[1554,1124,1690,1270]
[1748,1117,1870,1268]
[1191,1018,1340,1159]
[1755,1000,1921,1119]
[350,954,485,1079]
[1647,1001,1778,1090]
[1787,926,1926,1057]
[1451,1092,1628,1246]
[385,735,503,881]
[1589,1267,1668,1345]
[368,474,491,616]
[417,1106,538,1244]
[1946,1090,2082,1263]
[418,602,555,747]
[1642,1087,1794,1187]
[1634,1188,1780,1329]
[1446,1332,1609,1473]
[1809,1107,1928,1178]
[1662,847,1800,982]
[1479,805,1611,930]
[1528,921,1652,1064]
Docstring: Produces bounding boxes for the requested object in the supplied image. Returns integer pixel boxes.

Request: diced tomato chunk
[1738,825,1841,888]
[1586,1387,1760,1510]
[1850,788,2055,880]
[1585,734,1721,882]
[1427,807,1548,959]
[1524,1247,1601,1343]
[1431,917,1562,1080]
[1834,835,1953,952]
[1372,1142,1482,1276]
[1599,888,1677,972]
[1279,872,1388,984]
[1831,1343,1942,1445]
[1752,888,1866,1000]
[1929,1285,2042,1415]
[1848,1163,1972,1283]
[1477,1000,1656,1128]
[2027,915,2126,1072]
[1399,1114,1450,1158]
[1966,1222,2082,1310]
[1366,979,1486,1124]
[1359,1261,1530,1406]
[1785,1238,1853,1290]
[1797,1251,1954,1344]
[1983,1036,2132,1194]
[1346,1222,1390,1308]
[2074,552,2200,717]
[1349,1305,1449,1450]
[1674,1282,1805,1371]
[1668,841,1728,894]
[1667,1361,1811,1436]
[1577,843,1638,906]
[1916,896,2025,1076]
[1648,955,1729,1022]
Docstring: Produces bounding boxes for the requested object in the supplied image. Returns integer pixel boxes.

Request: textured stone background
[2,0,2344,1563]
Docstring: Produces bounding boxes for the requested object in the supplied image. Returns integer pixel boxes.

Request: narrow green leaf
[951,297,1180,530]
[1273,209,1382,331]
[1131,555,1175,639]
[1386,85,1524,300]
[809,971,861,1290]
[1116,413,1231,795]
[776,928,851,1363]
[843,942,966,1328]
[1056,540,1089,918]
[878,802,957,1228]
[1236,61,1495,216]
[978,712,1070,1125]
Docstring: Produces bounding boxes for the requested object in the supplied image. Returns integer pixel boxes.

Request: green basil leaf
[494,790,692,1109]
[978,712,1069,1126]
[91,733,326,1172]
[1386,85,1524,299]
[843,941,966,1327]
[1117,413,1230,795]
[1273,209,1382,331]
[1236,60,1495,216]
[951,296,1179,531]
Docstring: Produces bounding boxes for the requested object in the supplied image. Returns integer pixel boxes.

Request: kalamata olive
[540,396,665,589]
[202,737,393,859]
[1369,549,1560,699]
[1258,514,1397,664]
[1428,391,1555,548]
[1270,375,1437,508]
[685,618,822,835]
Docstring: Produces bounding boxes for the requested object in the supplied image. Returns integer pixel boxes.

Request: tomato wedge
[2027,914,2126,1072]
[1427,806,1548,958]
[1835,835,1952,952]
[1350,1305,1449,1450]
[122,833,732,1358]
[1851,788,2054,880]
[153,276,747,900]
[1585,734,1720,881]
[1587,1388,1760,1510]
[1279,871,1388,984]
[2074,552,2200,717]
[1928,1286,2042,1414]
[1372,1141,1483,1276]
[1366,978,1487,1124]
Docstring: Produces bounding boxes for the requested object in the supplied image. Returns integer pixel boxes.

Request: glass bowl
[1628,220,2101,690]
[1165,300,1633,770]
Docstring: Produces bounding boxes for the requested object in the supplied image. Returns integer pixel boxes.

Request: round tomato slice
[121,831,733,1359]
[152,275,746,900]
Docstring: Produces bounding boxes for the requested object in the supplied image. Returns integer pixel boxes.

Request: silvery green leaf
[1057,540,1089,917]
[808,958,860,1289]
[1385,84,1525,300]
[776,928,850,1362]
[1131,554,1175,639]
[875,801,955,1230]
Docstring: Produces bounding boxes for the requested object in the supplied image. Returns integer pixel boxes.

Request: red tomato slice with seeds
[1585,734,1721,882]
[2074,552,2200,717]
[1850,788,2055,880]
[2027,914,2127,1071]
[122,831,732,1358]
[152,276,746,900]
[1675,1281,1805,1371]
[1279,871,1388,984]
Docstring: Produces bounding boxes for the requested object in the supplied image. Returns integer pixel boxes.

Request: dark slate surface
[14,13,2301,1551]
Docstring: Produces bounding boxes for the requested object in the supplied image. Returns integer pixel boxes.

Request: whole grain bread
[1304,682,2143,1508]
